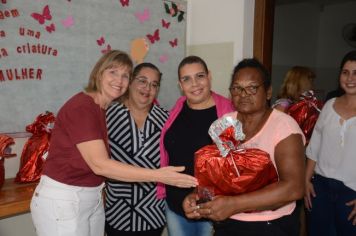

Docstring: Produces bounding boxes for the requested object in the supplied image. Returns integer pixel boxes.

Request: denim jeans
[105,223,164,236]
[165,203,213,236]
[307,174,356,236]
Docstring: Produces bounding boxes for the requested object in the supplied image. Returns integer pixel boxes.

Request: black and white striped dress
[105,103,168,232]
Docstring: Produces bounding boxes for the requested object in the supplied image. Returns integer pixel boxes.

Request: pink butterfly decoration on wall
[169,38,178,47]
[120,0,129,7]
[135,8,150,24]
[97,37,105,46]
[161,19,170,29]
[101,44,111,54]
[159,54,169,63]
[31,5,52,25]
[61,16,74,28]
[146,29,160,44]
[45,23,55,33]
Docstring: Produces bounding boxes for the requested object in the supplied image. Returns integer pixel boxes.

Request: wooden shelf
[0,178,37,219]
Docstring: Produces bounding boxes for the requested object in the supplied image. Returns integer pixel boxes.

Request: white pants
[30,175,105,236]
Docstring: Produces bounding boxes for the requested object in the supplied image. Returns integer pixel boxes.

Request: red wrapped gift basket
[15,111,55,183]
[0,134,16,189]
[195,116,278,199]
[287,90,323,144]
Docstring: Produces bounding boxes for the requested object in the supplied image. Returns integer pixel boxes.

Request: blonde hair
[85,50,133,93]
[277,66,315,101]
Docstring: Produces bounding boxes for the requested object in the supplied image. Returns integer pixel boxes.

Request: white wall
[187,0,254,61]
[272,1,356,101]
[186,0,255,97]
[0,1,255,235]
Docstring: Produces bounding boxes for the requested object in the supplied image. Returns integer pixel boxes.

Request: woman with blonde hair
[273,66,315,112]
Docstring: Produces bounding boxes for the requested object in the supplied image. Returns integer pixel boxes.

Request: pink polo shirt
[225,109,305,221]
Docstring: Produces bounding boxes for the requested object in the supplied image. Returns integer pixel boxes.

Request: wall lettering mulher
[0,0,186,133]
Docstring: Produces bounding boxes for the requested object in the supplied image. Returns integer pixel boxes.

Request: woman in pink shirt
[160,55,233,236]
[183,58,305,236]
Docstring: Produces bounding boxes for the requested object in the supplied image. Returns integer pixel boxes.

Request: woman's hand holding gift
[198,195,236,221]
[183,193,239,222]
[182,192,202,219]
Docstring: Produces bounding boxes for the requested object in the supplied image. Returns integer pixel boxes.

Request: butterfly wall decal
[31,5,52,25]
[135,8,150,24]
[45,23,55,33]
[146,29,160,44]
[97,37,105,46]
[169,38,178,47]
[101,44,111,54]
[159,54,169,63]
[161,19,170,29]
[61,16,74,28]
[119,0,129,7]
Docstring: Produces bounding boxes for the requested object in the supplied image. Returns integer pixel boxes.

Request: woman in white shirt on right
[305,50,356,236]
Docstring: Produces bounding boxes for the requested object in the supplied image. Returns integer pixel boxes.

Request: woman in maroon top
[30,50,197,236]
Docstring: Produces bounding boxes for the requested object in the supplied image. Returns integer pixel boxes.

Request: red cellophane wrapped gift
[15,111,55,183]
[287,90,323,144]
[0,134,16,189]
[195,117,278,198]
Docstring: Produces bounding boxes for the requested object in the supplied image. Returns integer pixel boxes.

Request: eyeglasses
[179,72,208,85]
[229,84,263,96]
[134,76,160,90]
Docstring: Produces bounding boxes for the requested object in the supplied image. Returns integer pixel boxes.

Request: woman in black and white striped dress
[105,63,169,236]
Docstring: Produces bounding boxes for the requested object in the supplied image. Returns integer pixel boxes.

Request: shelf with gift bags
[0,112,55,219]
[194,116,278,201]
[0,134,36,219]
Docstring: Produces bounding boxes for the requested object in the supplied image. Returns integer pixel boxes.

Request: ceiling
[275,0,356,6]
